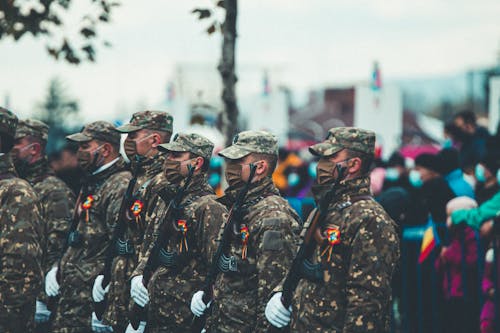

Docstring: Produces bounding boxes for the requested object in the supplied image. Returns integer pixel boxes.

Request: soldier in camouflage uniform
[0,107,44,333]
[46,121,132,333]
[191,130,301,333]
[11,119,76,330]
[129,133,228,333]
[265,127,400,333]
[91,111,173,332]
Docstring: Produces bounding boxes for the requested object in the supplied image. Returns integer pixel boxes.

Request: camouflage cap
[219,130,278,160]
[116,110,173,133]
[66,121,120,145]
[15,119,49,143]
[158,132,214,160]
[309,127,375,157]
[0,107,18,138]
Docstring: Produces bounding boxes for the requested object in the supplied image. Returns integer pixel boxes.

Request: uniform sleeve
[0,185,43,307]
[196,200,228,262]
[342,217,399,333]
[43,187,75,272]
[254,213,299,332]
[451,191,500,230]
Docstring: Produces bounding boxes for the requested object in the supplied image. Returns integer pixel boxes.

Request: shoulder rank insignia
[320,227,341,262]
[240,224,250,260]
[82,195,94,222]
[130,199,144,224]
[177,219,188,252]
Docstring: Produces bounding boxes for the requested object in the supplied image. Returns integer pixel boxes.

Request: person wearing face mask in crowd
[437,148,475,199]
[0,108,44,333]
[47,121,132,333]
[474,147,500,205]
[11,119,76,332]
[190,130,301,333]
[382,152,411,192]
[128,133,227,332]
[89,111,173,332]
[409,153,456,224]
[265,127,399,332]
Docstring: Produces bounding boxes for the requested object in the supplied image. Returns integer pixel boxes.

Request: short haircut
[249,153,278,176]
[95,139,120,153]
[454,110,476,125]
[24,135,47,152]
[144,129,172,144]
[188,152,210,172]
[346,149,374,175]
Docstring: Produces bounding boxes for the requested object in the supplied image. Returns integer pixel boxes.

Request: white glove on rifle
[190,290,211,317]
[125,321,146,333]
[91,311,113,332]
[93,275,110,302]
[45,267,60,297]
[265,292,292,328]
[130,275,149,307]
[35,300,51,323]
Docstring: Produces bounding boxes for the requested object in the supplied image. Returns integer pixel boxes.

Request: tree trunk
[218,0,239,147]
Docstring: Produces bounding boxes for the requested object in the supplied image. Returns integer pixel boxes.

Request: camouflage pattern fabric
[158,132,214,161]
[0,107,18,138]
[292,177,399,333]
[52,158,131,333]
[116,110,173,134]
[66,121,121,146]
[14,119,49,144]
[133,173,227,332]
[309,127,375,157]
[218,130,278,160]
[206,177,301,333]
[0,153,44,333]
[20,157,75,302]
[103,153,166,330]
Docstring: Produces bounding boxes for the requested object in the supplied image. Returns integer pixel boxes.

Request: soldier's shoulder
[252,194,301,227]
[0,176,38,201]
[35,175,73,196]
[347,198,398,235]
[192,194,227,212]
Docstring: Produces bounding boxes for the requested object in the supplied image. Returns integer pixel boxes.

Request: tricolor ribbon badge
[130,200,144,224]
[81,195,94,222]
[177,219,188,252]
[321,227,341,262]
[240,225,250,260]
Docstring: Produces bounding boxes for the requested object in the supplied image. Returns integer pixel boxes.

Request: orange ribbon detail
[320,227,341,262]
[81,195,94,222]
[240,225,250,260]
[177,219,188,252]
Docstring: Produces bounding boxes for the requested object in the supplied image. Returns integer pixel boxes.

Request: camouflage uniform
[132,133,228,333]
[14,119,75,296]
[207,131,301,333]
[291,127,400,333]
[0,108,44,333]
[52,122,132,333]
[103,111,172,330]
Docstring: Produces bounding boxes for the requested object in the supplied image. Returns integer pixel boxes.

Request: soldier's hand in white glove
[130,275,149,307]
[265,292,292,328]
[125,321,146,333]
[190,290,211,317]
[93,275,110,302]
[34,300,51,323]
[91,312,113,332]
[45,267,60,297]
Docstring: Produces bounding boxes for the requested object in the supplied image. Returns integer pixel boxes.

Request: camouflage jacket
[207,177,301,333]
[135,173,228,331]
[59,158,131,285]
[23,157,75,275]
[104,153,165,327]
[0,154,43,309]
[292,177,399,333]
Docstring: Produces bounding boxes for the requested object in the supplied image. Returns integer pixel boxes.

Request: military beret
[158,132,214,161]
[309,127,375,157]
[116,110,173,134]
[219,130,278,160]
[66,121,120,145]
[15,119,49,143]
[0,107,18,138]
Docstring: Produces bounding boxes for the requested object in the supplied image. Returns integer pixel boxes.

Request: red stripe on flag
[418,239,436,264]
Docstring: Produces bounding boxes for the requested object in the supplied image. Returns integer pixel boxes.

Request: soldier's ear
[150,133,162,148]
[255,159,268,177]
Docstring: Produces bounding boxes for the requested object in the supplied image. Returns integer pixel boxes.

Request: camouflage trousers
[0,301,35,333]
[52,275,94,333]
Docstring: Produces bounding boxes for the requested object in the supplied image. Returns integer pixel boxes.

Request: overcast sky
[1,0,499,122]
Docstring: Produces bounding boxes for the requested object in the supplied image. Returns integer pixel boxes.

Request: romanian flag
[418,220,440,264]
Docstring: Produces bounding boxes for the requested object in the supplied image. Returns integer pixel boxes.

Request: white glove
[265,292,292,328]
[125,321,146,333]
[130,275,149,307]
[93,275,110,302]
[190,290,211,317]
[91,312,114,332]
[45,267,60,297]
[35,300,51,323]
